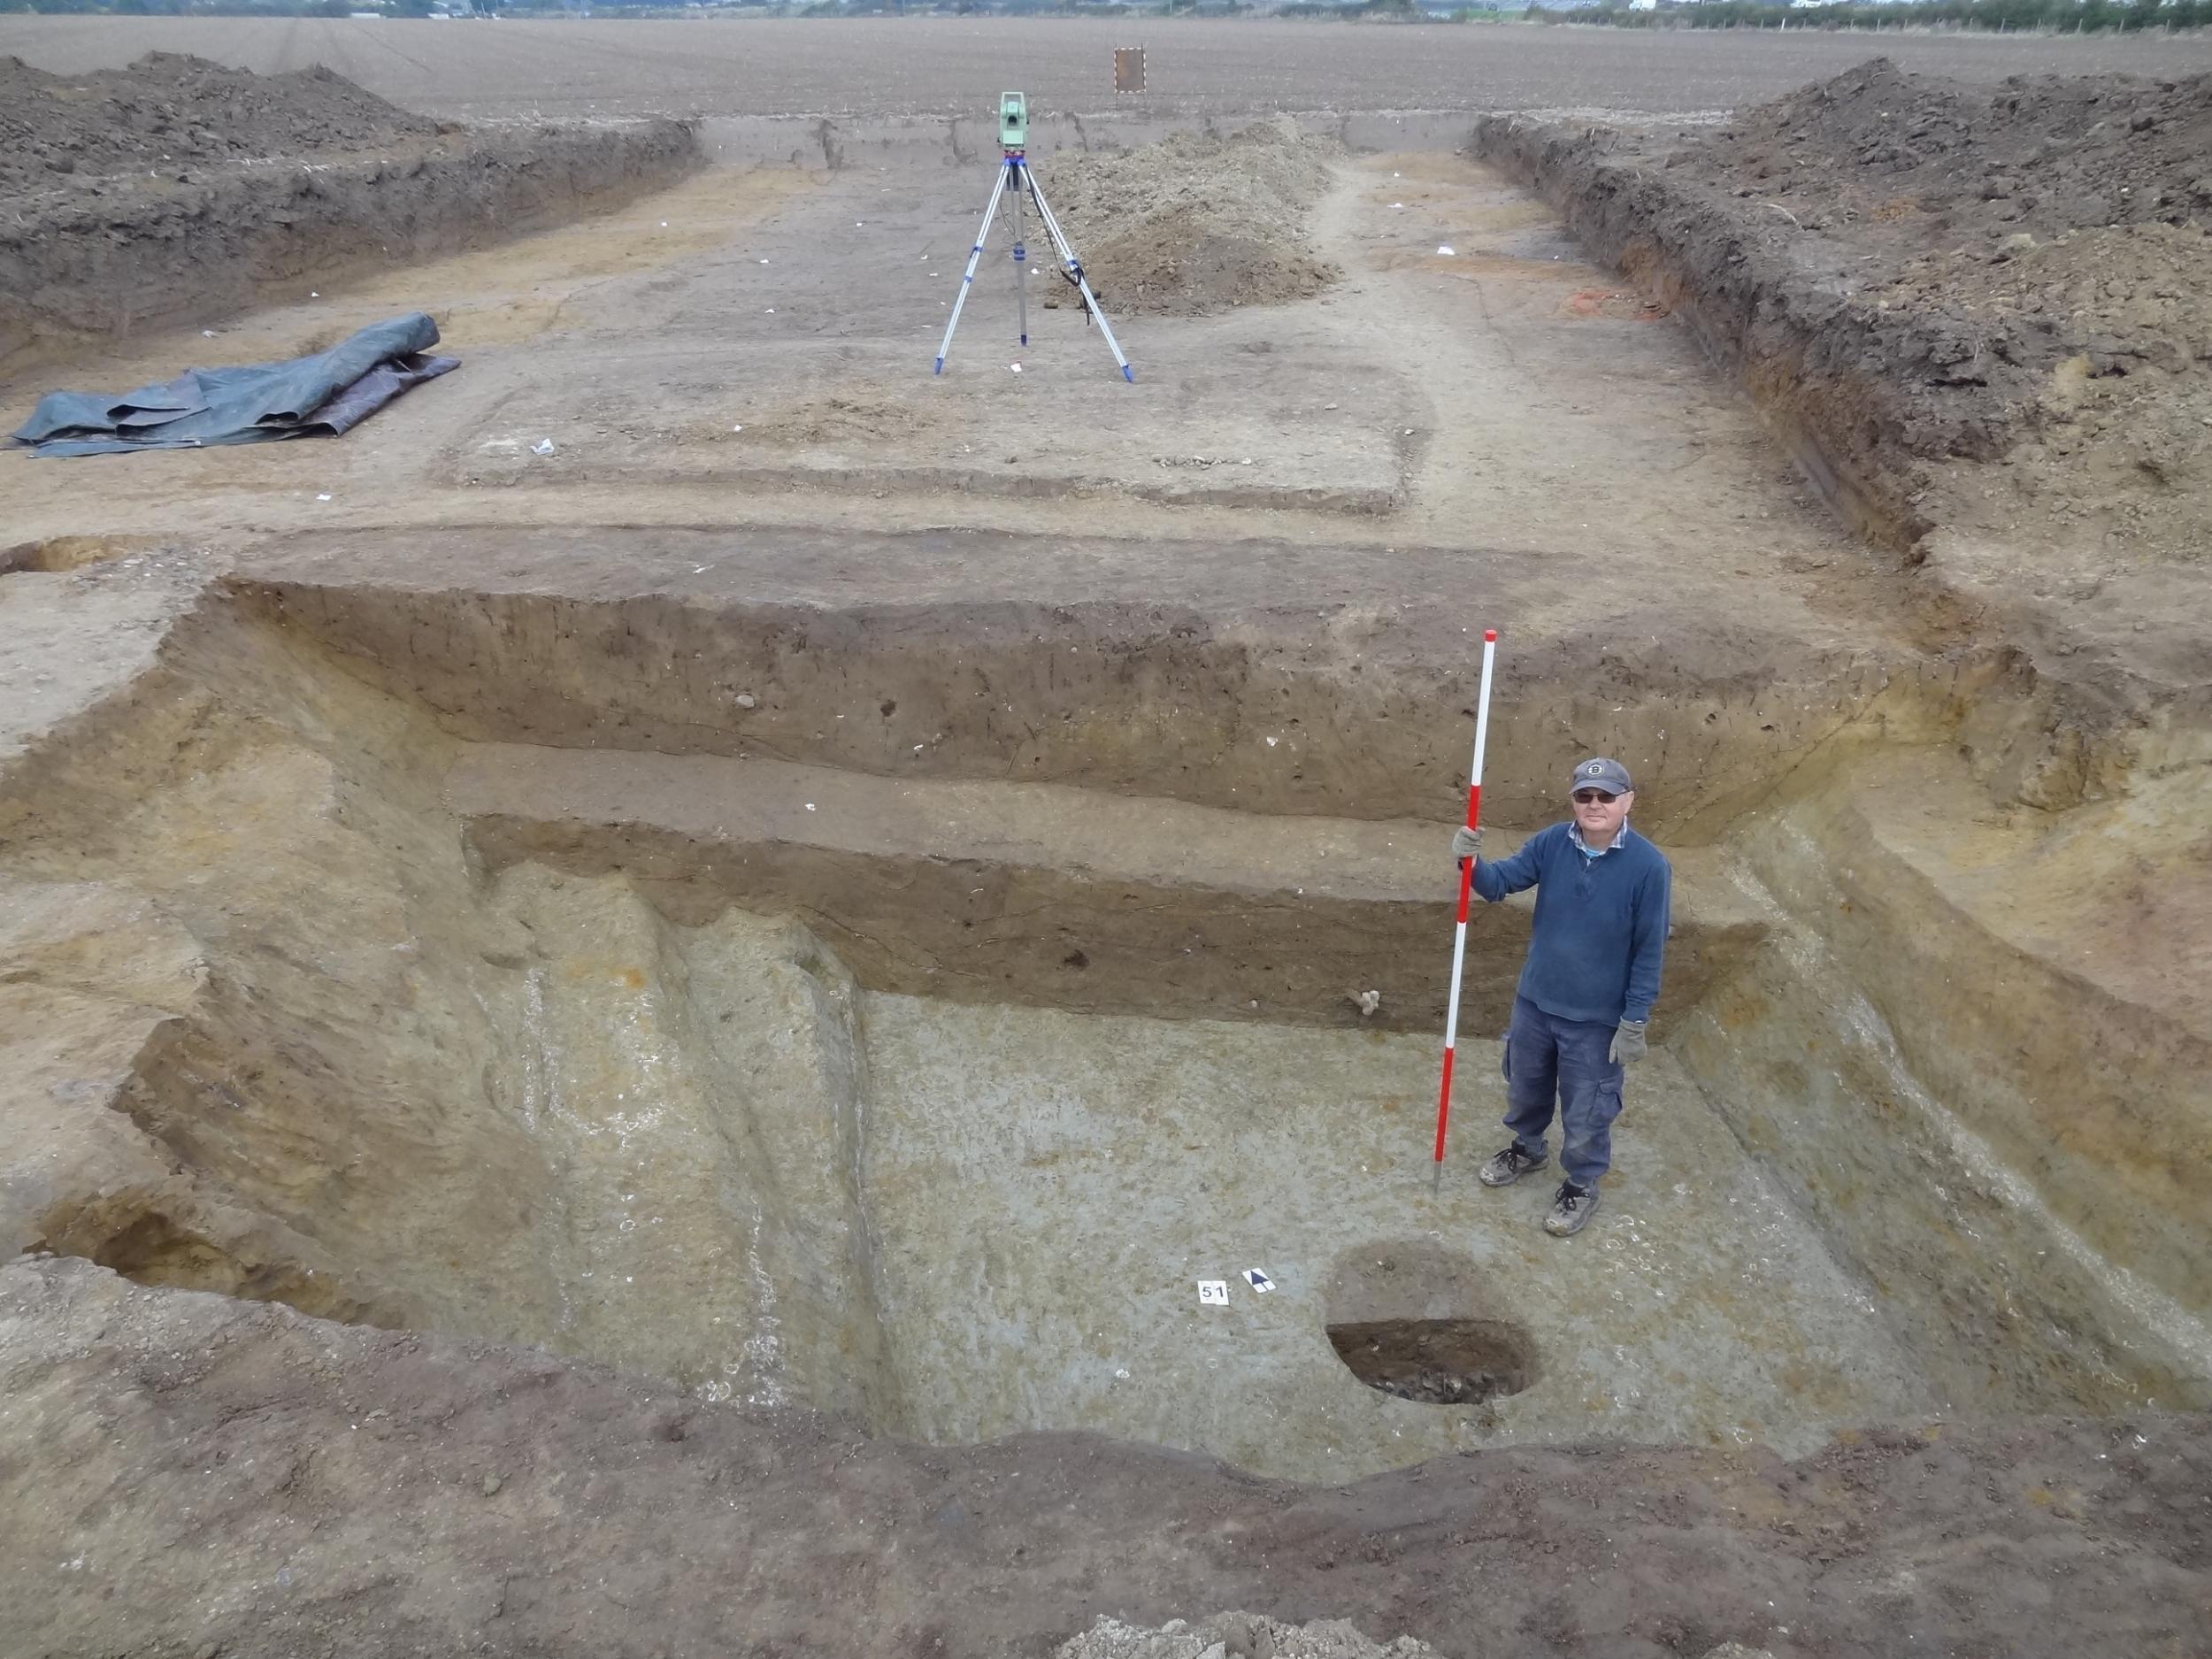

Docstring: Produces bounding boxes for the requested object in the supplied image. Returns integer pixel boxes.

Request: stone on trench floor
[1056,1628,1770,1659]
[1055,1612,1437,1659]
[861,995,1939,1480]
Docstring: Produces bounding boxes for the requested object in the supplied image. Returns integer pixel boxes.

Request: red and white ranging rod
[1433,628,1498,1165]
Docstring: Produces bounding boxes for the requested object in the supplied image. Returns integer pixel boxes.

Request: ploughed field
[4,15,2211,121]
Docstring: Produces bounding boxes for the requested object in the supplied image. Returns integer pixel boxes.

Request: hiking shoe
[1544,1181,1600,1237]
[1478,1144,1548,1187]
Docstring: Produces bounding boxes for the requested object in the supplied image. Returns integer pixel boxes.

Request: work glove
[1451,825,1483,863]
[1609,1018,1648,1067]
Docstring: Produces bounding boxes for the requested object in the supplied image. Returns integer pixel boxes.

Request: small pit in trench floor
[1323,1240,1540,1405]
[1326,1317,1539,1405]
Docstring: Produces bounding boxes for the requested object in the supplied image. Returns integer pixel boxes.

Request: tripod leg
[1010,158,1029,349]
[1025,171,1134,382]
[936,163,1011,374]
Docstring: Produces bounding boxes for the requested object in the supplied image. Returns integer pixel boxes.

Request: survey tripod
[933,92,1133,381]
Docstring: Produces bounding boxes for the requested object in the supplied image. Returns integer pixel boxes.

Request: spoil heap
[1039,116,1342,317]
[1661,58,2212,559]
[0,51,443,193]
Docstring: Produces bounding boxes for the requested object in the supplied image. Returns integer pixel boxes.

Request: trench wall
[0,118,700,380]
[0,598,896,1424]
[1470,113,1932,557]
[1467,113,2180,812]
[224,565,1950,839]
[1675,768,2212,1412]
[693,109,1483,173]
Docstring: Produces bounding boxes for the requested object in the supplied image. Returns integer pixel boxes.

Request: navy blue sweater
[1471,822,1671,1026]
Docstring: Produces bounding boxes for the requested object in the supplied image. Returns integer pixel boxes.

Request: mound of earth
[1709,56,2212,241]
[1039,117,1342,318]
[0,50,444,195]
[1656,58,2212,560]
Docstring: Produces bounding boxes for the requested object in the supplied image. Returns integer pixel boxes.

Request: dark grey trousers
[1502,994,1626,1190]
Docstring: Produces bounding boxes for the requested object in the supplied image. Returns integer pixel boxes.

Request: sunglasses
[1571,789,1619,804]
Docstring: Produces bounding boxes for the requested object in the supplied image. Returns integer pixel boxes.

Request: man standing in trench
[1449,757,1670,1238]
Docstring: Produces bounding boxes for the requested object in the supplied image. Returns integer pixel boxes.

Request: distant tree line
[3,0,2202,19]
[0,0,1161,10]
[1273,0,2208,19]
[0,0,504,13]
[1565,0,2211,29]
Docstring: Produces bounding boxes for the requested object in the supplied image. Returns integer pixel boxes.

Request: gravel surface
[1056,1612,1439,1659]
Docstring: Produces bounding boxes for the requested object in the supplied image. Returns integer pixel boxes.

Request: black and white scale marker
[1198,1270,1278,1305]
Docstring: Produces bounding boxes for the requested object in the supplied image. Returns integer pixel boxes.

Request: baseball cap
[1569,757,1632,795]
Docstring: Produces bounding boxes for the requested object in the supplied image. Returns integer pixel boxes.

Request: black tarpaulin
[12,313,458,459]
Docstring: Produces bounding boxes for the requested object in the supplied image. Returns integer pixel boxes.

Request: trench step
[234,526,1914,836]
[448,744,1764,1032]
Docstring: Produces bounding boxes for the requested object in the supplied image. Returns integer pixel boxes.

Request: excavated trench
[4,553,2208,1485]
